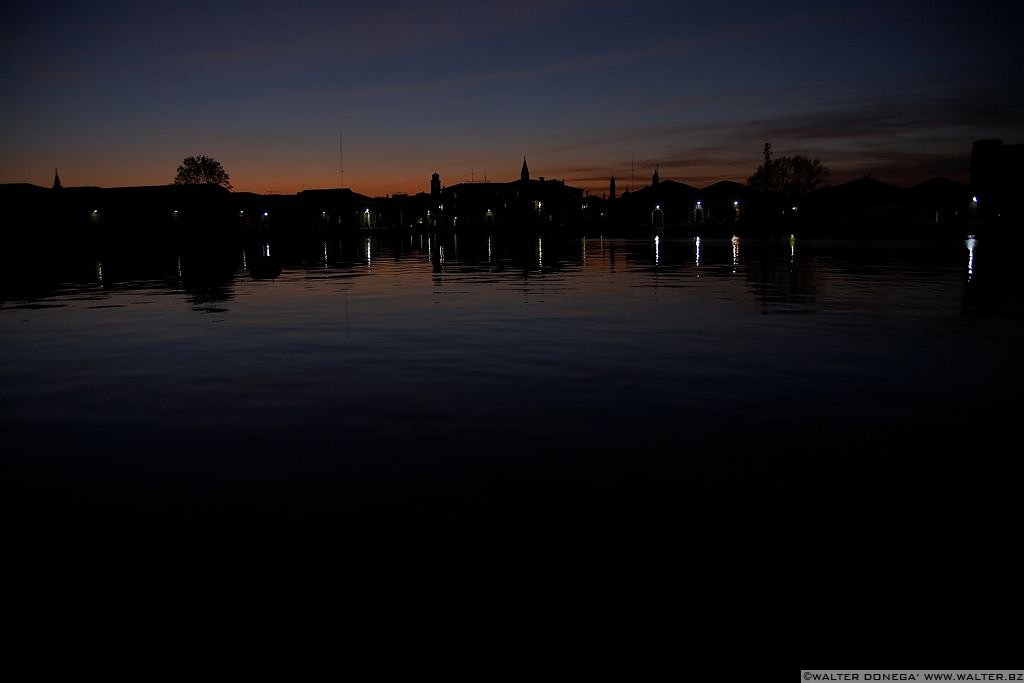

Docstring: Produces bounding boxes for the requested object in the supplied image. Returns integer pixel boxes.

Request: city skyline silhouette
[3,1,1021,196]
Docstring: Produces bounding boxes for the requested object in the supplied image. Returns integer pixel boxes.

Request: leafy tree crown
[749,155,828,201]
[174,155,232,189]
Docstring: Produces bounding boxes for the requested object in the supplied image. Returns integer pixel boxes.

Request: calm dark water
[2,231,1021,555]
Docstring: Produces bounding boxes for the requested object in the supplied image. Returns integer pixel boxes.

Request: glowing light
[966,235,976,280]
[487,236,492,262]
[696,201,702,208]
[792,206,798,212]
[365,237,371,266]
[538,236,543,269]
[972,196,979,206]
[654,234,660,266]
[439,245,445,266]
[695,236,701,269]
[364,208,370,214]
[731,235,740,272]
[733,201,739,207]
[264,243,271,257]
[655,204,661,211]
[789,233,796,260]
[263,211,268,217]
[96,260,104,284]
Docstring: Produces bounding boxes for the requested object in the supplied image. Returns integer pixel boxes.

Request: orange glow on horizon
[10,158,958,197]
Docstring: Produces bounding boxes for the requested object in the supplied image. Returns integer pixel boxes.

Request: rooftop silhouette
[2,140,1019,241]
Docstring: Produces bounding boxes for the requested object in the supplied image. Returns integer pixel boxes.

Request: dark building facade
[296,188,379,231]
[433,158,585,229]
[971,139,1024,222]
[906,177,970,226]
[613,170,751,229]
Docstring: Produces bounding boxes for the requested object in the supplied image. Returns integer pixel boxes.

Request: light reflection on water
[3,232,1008,420]
[2,231,1021,552]
[966,234,976,282]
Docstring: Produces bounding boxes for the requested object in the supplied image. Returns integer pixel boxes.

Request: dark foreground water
[2,231,1021,556]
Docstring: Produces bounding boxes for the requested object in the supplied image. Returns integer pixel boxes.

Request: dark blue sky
[3,0,1021,195]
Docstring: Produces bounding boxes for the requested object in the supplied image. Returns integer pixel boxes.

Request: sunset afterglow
[3,1,1021,195]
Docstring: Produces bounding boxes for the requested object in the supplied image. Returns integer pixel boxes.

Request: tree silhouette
[174,155,232,189]
[749,155,828,204]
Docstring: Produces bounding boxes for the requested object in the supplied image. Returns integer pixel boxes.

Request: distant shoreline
[0,177,1011,241]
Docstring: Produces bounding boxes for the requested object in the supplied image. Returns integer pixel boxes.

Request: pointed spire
[652,166,660,186]
[521,156,530,182]
[52,167,62,190]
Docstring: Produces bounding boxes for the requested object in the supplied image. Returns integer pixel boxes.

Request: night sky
[3,0,1021,196]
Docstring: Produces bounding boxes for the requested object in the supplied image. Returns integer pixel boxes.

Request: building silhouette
[7,141,1006,236]
[430,158,584,228]
[971,139,1024,221]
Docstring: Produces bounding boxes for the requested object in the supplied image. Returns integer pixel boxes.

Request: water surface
[2,231,1020,554]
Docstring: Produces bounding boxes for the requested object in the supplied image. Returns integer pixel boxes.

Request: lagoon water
[2,231,1021,555]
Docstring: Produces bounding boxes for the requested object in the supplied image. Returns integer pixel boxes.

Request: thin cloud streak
[538,81,1024,191]
[341,43,686,100]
